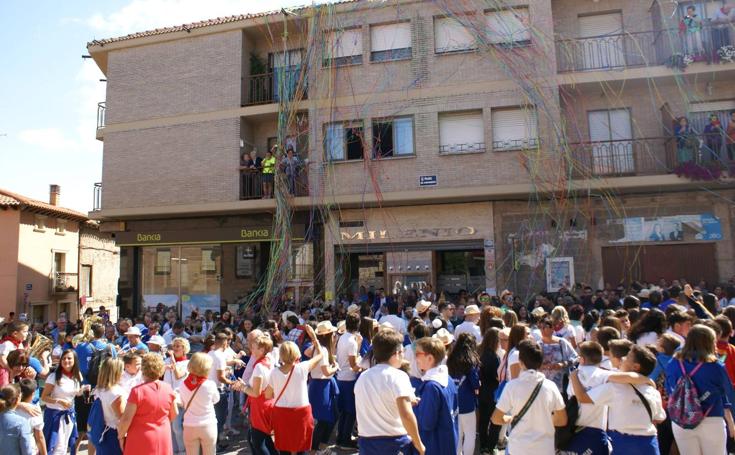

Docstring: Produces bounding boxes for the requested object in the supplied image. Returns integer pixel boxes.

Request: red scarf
[1,336,23,349]
[62,369,74,379]
[183,374,207,391]
[174,355,187,362]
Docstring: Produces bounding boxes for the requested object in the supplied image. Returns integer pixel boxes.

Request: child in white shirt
[17,379,45,455]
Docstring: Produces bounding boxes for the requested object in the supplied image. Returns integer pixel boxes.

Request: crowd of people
[3,278,735,454]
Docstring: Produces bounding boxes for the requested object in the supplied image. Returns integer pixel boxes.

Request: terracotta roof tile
[88,0,359,47]
[0,188,89,221]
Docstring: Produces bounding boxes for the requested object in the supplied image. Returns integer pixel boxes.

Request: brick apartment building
[87,0,735,316]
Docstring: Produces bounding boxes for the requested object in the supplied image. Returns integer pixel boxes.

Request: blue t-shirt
[665,359,734,418]
[27,357,43,404]
[75,339,110,379]
[452,367,480,414]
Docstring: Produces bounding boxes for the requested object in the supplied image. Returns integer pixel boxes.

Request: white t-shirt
[587,382,665,436]
[565,366,612,429]
[500,348,520,380]
[268,362,310,408]
[336,333,360,381]
[119,371,143,399]
[96,385,124,429]
[163,329,190,346]
[249,361,272,388]
[454,321,482,344]
[16,405,43,455]
[310,344,332,380]
[636,331,659,347]
[208,349,228,387]
[164,358,189,391]
[0,340,18,356]
[45,375,80,410]
[177,379,220,427]
[355,363,415,438]
[404,344,422,380]
[379,315,407,335]
[496,369,565,455]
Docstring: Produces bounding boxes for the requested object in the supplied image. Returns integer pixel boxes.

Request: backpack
[667,360,710,429]
[86,343,115,387]
[554,396,580,450]
[87,397,108,446]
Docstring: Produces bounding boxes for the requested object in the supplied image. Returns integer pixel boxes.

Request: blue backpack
[87,398,108,446]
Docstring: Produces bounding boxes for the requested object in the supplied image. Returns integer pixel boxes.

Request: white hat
[347,304,360,314]
[316,320,337,336]
[464,304,481,316]
[125,327,142,336]
[281,311,298,325]
[337,320,346,335]
[380,320,396,330]
[431,318,443,330]
[433,328,455,346]
[147,335,166,347]
[416,299,431,314]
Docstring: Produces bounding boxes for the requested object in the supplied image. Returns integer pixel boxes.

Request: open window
[325,121,365,161]
[373,117,414,158]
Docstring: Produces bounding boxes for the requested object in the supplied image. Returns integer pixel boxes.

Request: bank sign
[115,226,297,246]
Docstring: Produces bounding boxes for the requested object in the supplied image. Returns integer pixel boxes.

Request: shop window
[371,22,412,62]
[437,250,486,294]
[324,28,363,67]
[439,111,485,153]
[155,249,172,275]
[34,215,47,232]
[201,249,217,273]
[373,117,414,158]
[434,16,477,53]
[80,265,92,297]
[492,107,538,151]
[486,7,531,46]
[325,121,365,161]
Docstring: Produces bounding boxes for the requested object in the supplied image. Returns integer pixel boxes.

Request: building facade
[88,0,735,314]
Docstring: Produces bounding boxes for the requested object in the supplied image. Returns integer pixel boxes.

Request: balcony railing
[53,272,78,294]
[243,68,307,106]
[92,182,102,211]
[556,24,734,72]
[97,102,106,128]
[240,167,309,200]
[568,137,676,178]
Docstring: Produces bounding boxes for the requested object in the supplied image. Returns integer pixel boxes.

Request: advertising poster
[614,214,722,243]
[181,294,220,317]
[546,257,575,292]
[142,294,178,310]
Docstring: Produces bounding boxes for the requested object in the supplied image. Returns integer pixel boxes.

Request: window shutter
[272,49,302,68]
[690,100,735,113]
[434,17,476,53]
[328,28,363,58]
[492,108,537,149]
[393,117,414,155]
[439,111,484,152]
[371,22,411,51]
[578,13,623,38]
[487,8,530,44]
[588,111,612,142]
[608,109,632,140]
[325,124,345,160]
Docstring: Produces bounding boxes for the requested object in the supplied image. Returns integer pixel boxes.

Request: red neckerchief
[183,374,207,391]
[1,336,23,349]
[62,369,74,379]
[174,355,187,362]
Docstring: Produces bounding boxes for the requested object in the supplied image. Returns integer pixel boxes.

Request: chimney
[49,184,60,206]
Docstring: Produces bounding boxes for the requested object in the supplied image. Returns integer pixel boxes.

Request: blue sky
[0,0,306,213]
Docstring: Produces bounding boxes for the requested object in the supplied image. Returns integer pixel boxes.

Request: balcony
[240,167,309,200]
[97,102,106,128]
[92,182,102,211]
[243,68,307,106]
[53,272,78,295]
[569,137,676,178]
[556,25,734,73]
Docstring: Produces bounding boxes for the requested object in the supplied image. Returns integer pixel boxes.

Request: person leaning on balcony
[261,147,277,199]
[281,145,300,196]
[674,116,697,164]
[703,114,725,161]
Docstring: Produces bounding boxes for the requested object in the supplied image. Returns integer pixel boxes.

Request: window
[486,7,531,46]
[80,265,92,297]
[492,107,538,151]
[325,121,365,161]
[324,28,363,66]
[588,109,634,175]
[370,22,412,62]
[439,111,485,153]
[56,219,66,235]
[201,249,217,273]
[434,16,477,53]
[34,215,46,232]
[289,243,314,281]
[155,248,172,275]
[373,117,414,158]
[54,252,66,274]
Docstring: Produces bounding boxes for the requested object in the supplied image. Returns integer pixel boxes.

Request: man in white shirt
[162,321,191,346]
[335,313,362,449]
[379,301,407,335]
[119,352,143,399]
[453,304,482,344]
[208,332,243,449]
[355,328,425,455]
[492,340,567,455]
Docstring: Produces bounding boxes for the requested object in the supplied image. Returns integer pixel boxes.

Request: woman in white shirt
[41,349,82,455]
[177,353,220,455]
[164,337,189,455]
[308,321,340,453]
[94,357,126,455]
[267,325,323,454]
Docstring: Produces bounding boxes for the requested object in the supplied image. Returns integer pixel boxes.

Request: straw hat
[531,307,547,318]
[347,304,360,314]
[416,299,432,314]
[380,320,396,331]
[433,328,455,346]
[316,320,337,336]
[464,304,481,316]
[336,320,346,335]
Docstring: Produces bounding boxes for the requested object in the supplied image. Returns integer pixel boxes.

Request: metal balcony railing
[240,166,309,200]
[53,272,78,294]
[568,137,677,178]
[97,102,106,128]
[92,182,102,211]
[556,25,734,72]
[244,68,307,106]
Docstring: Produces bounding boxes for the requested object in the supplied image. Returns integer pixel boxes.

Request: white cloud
[86,0,309,37]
